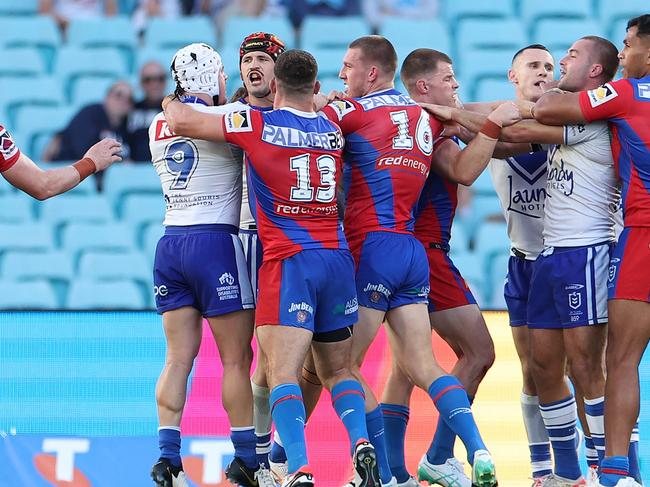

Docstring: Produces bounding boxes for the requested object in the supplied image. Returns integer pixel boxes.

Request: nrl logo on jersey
[587,83,617,108]
[225,110,253,132]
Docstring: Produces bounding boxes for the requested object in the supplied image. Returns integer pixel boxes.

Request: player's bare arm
[499,120,563,144]
[3,138,121,200]
[532,90,586,125]
[162,97,226,142]
[427,102,522,185]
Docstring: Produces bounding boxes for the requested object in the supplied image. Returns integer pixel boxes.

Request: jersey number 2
[164,139,199,190]
[290,154,336,203]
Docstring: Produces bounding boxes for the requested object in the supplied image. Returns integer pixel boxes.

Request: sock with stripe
[269,383,308,474]
[629,422,641,484]
[426,395,474,465]
[381,403,410,483]
[539,395,582,481]
[231,426,258,469]
[331,379,369,450]
[366,406,393,484]
[158,426,182,467]
[269,430,287,464]
[427,375,486,464]
[584,435,599,468]
[251,380,272,467]
[520,393,552,478]
[600,456,629,487]
[584,396,605,465]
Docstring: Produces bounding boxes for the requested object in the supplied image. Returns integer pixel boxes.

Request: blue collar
[180,96,208,106]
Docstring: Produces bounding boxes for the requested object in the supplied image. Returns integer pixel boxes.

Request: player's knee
[530,353,563,385]
[221,343,253,371]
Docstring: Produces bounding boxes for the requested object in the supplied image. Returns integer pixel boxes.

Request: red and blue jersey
[579,75,650,228]
[414,138,459,246]
[321,89,442,248]
[222,107,347,261]
[0,124,20,172]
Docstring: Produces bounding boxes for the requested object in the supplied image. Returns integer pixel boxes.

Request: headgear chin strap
[239,32,286,63]
[171,43,223,98]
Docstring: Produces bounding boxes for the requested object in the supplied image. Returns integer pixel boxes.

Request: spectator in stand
[128,62,167,162]
[362,0,438,34]
[39,0,117,32]
[44,80,133,190]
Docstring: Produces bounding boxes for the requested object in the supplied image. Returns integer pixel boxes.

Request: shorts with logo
[255,248,358,334]
[608,227,650,302]
[425,245,476,312]
[352,231,429,312]
[154,224,255,317]
[239,227,263,303]
[504,255,536,327]
[528,241,614,329]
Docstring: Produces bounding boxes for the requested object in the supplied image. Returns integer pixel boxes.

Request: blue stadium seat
[0,76,65,127]
[14,105,76,158]
[599,0,646,38]
[449,222,470,255]
[102,165,161,212]
[0,280,58,309]
[144,17,217,50]
[0,223,55,254]
[0,48,46,78]
[0,195,33,223]
[222,16,294,50]
[444,0,515,24]
[456,19,527,52]
[71,77,116,109]
[66,279,146,310]
[2,250,73,282]
[0,17,60,69]
[302,17,369,50]
[0,178,14,195]
[120,194,164,230]
[460,194,503,241]
[520,0,591,26]
[78,250,151,286]
[452,250,486,304]
[488,252,509,309]
[55,47,129,100]
[472,169,498,196]
[310,48,346,79]
[38,194,114,229]
[0,0,38,15]
[457,49,514,90]
[67,16,137,72]
[474,220,510,269]
[61,222,135,261]
[608,18,631,46]
[472,78,514,103]
[141,222,164,262]
[318,75,345,95]
[534,19,605,52]
[380,18,451,60]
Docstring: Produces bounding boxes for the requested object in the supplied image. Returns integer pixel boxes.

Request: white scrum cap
[171,43,223,97]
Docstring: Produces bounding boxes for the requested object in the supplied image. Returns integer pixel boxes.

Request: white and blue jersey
[149,99,254,316]
[489,146,547,326]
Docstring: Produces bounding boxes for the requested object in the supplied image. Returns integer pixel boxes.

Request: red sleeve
[321,98,363,134]
[221,108,262,148]
[429,114,447,154]
[578,79,632,123]
[0,124,21,172]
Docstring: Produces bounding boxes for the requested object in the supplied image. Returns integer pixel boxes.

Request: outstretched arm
[162,96,226,142]
[532,91,586,125]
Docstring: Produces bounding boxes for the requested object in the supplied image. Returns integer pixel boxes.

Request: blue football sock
[600,456,629,486]
[629,422,640,484]
[584,435,599,468]
[231,426,258,469]
[427,376,485,464]
[158,427,182,467]
[366,406,393,484]
[270,383,308,474]
[520,393,552,478]
[539,396,582,481]
[269,430,287,463]
[426,395,473,465]
[331,379,369,450]
[256,431,272,467]
[381,403,410,483]
[584,397,605,465]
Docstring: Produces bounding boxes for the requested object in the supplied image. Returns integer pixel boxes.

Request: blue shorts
[504,255,536,327]
[355,232,429,312]
[256,249,358,335]
[528,241,613,329]
[154,224,255,317]
[239,228,263,303]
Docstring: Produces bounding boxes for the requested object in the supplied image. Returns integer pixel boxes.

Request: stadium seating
[520,0,592,26]
[120,194,165,232]
[598,0,646,36]
[309,48,347,79]
[301,16,369,50]
[0,223,55,254]
[102,165,161,212]
[3,250,74,284]
[0,16,60,69]
[144,17,217,51]
[77,250,151,293]
[61,222,134,262]
[456,19,527,53]
[534,19,605,52]
[38,194,115,231]
[457,49,515,91]
[0,77,65,127]
[221,16,294,50]
[0,195,33,223]
[444,0,515,24]
[13,105,76,158]
[0,0,38,15]
[67,279,147,309]
[0,280,58,309]
[0,48,47,78]
[381,18,451,60]
[473,79,514,103]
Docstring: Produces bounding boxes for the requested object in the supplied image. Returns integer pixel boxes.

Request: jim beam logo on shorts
[225,110,253,133]
[588,83,617,108]
[288,302,313,323]
[363,283,391,304]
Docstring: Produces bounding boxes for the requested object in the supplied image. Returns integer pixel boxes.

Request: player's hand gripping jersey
[321,89,443,250]
[222,107,346,261]
[0,125,21,172]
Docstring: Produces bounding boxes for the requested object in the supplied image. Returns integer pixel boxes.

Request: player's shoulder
[195,100,249,115]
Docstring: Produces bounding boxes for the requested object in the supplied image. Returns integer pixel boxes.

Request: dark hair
[349,35,398,76]
[274,49,318,95]
[229,86,248,103]
[400,48,453,91]
[511,44,551,65]
[627,14,650,37]
[581,35,620,82]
